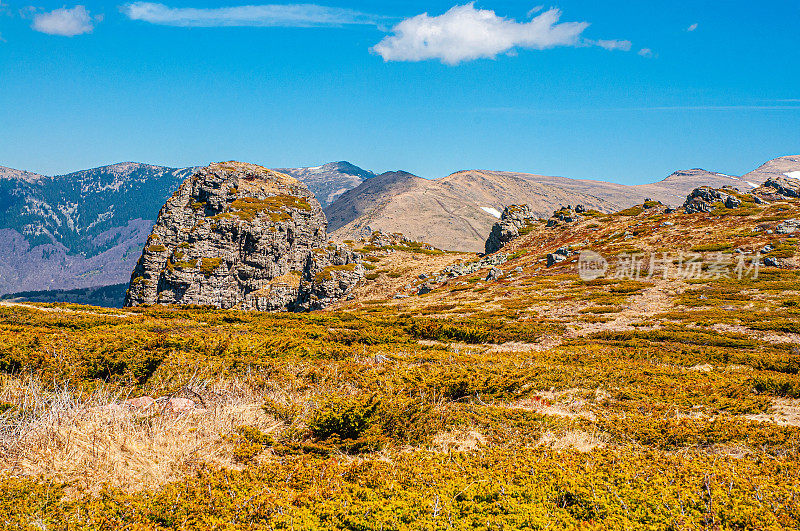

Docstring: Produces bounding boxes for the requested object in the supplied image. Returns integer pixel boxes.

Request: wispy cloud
[32,5,96,36]
[595,39,632,52]
[121,2,383,28]
[638,47,654,58]
[687,23,698,32]
[527,6,544,17]
[372,4,630,65]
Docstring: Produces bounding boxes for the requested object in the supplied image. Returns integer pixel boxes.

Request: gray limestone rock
[484,204,538,255]
[124,162,364,311]
[486,267,503,281]
[763,176,800,198]
[683,187,741,214]
[547,247,574,267]
[776,219,800,235]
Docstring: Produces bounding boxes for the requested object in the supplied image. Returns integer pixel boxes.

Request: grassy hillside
[0,193,799,529]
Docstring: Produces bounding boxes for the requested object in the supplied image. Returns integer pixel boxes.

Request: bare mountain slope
[742,155,800,184]
[326,170,625,251]
[327,159,796,252]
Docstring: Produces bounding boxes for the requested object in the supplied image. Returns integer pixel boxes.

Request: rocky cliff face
[124,162,363,311]
[484,205,538,254]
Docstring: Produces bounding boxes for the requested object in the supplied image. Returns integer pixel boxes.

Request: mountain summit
[277,161,374,207]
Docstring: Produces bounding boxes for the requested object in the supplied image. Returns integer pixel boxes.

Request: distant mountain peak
[323,161,373,175]
[276,161,375,207]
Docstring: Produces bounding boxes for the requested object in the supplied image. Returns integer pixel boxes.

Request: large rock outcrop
[683,187,741,214]
[484,205,538,254]
[124,162,363,311]
[754,175,800,200]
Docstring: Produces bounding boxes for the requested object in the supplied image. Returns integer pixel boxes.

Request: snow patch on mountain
[481,207,502,218]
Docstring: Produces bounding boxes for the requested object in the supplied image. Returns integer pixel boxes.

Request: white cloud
[372,4,593,65]
[122,2,381,27]
[32,5,95,36]
[595,39,631,51]
[687,23,698,32]
[638,47,654,58]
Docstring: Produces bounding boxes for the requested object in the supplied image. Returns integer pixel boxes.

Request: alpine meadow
[1,1,799,529]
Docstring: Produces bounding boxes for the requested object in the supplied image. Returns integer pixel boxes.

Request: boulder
[486,267,503,281]
[547,247,573,267]
[442,253,507,279]
[124,162,364,311]
[725,196,741,209]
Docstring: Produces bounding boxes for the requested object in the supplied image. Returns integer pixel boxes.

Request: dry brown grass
[509,389,598,421]
[538,429,608,452]
[0,376,280,494]
[431,427,486,452]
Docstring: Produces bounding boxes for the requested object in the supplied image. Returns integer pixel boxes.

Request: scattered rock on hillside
[547,247,575,267]
[552,206,578,223]
[486,267,503,281]
[683,187,741,214]
[440,253,507,280]
[764,257,784,268]
[124,162,364,311]
[758,175,800,199]
[363,230,438,252]
[485,205,538,255]
[776,219,800,234]
[417,282,434,295]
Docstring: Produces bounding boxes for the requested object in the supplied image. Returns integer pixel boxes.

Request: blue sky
[0,1,798,183]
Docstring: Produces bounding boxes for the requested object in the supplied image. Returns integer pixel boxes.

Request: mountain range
[0,155,798,296]
[325,157,800,251]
